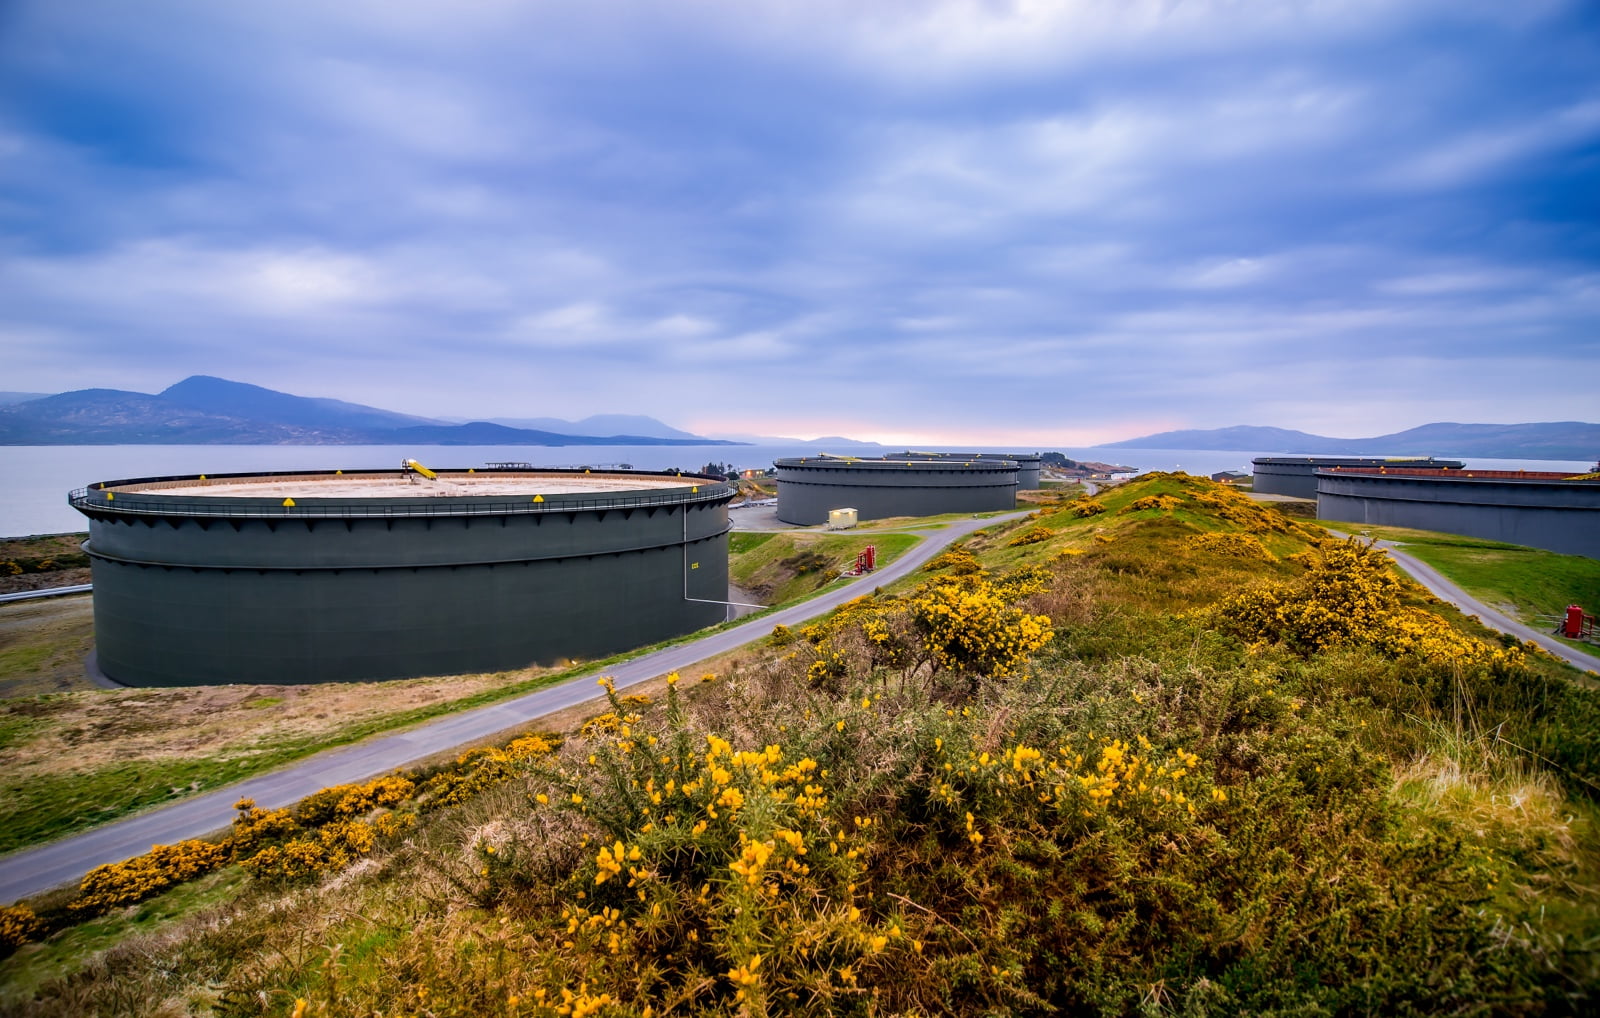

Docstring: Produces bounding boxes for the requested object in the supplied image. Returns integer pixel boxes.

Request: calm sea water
[0,444,1589,539]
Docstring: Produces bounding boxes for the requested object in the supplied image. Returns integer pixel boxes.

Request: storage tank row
[1252,456,1464,499]
[69,468,735,686]
[1315,468,1600,559]
[773,455,1019,526]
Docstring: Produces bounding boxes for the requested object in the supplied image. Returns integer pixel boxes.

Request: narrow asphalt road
[0,512,1023,904]
[1323,528,1600,674]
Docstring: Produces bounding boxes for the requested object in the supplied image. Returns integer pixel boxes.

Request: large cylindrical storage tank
[1007,454,1042,492]
[69,469,735,686]
[774,456,1018,526]
[1316,468,1600,559]
[1252,457,1463,499]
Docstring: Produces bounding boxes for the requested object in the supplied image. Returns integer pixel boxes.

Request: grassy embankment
[730,532,919,606]
[5,473,1599,1014]
[0,532,909,859]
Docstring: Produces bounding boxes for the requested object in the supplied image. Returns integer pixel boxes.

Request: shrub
[1119,494,1182,514]
[1006,527,1054,547]
[923,545,983,574]
[1208,538,1520,668]
[422,735,559,811]
[1069,499,1107,518]
[1189,531,1276,561]
[910,578,1054,679]
[0,903,43,954]
[73,839,229,913]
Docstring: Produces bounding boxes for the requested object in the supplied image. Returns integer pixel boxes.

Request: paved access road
[0,513,1023,904]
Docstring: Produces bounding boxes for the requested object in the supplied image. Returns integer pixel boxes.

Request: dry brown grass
[0,666,568,784]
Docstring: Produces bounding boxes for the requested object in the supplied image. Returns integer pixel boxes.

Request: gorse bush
[72,839,229,914]
[1187,531,1275,562]
[0,905,43,956]
[1210,538,1523,667]
[923,544,983,574]
[794,571,1053,696]
[1119,494,1182,514]
[1006,526,1055,547]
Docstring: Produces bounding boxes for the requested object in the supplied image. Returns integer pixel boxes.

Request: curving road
[0,513,1023,904]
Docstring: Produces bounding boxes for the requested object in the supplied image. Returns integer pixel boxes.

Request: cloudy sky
[2,1,1596,445]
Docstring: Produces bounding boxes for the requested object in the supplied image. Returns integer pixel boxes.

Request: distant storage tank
[896,451,1043,491]
[69,468,735,686]
[774,455,1018,526]
[1252,457,1464,499]
[1316,468,1600,559]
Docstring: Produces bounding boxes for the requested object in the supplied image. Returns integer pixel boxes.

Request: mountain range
[0,377,743,447]
[1100,423,1600,461]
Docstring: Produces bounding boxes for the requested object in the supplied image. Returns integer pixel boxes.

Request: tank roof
[1325,467,1598,483]
[101,469,703,499]
[774,455,1017,469]
[1252,456,1465,468]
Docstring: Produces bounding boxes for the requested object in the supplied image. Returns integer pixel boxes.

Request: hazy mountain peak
[1101,422,1599,460]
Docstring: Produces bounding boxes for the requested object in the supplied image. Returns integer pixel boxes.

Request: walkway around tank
[1322,527,1600,674]
[0,512,1024,905]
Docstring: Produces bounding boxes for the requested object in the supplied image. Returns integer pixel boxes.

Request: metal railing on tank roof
[67,483,736,520]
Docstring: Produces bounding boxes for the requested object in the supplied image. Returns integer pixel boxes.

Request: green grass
[728,532,778,554]
[0,644,50,675]
[0,712,39,751]
[730,532,920,606]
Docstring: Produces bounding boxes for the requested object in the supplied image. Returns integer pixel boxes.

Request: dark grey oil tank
[1252,456,1464,499]
[774,455,1018,525]
[69,468,735,686]
[1316,468,1600,559]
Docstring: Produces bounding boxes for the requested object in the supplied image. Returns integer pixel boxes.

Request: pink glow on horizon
[681,416,1182,448]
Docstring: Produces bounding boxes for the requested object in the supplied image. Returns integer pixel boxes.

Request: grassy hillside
[5,474,1599,1014]
[730,532,919,605]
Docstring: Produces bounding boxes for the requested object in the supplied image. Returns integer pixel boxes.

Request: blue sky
[2,0,1596,445]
